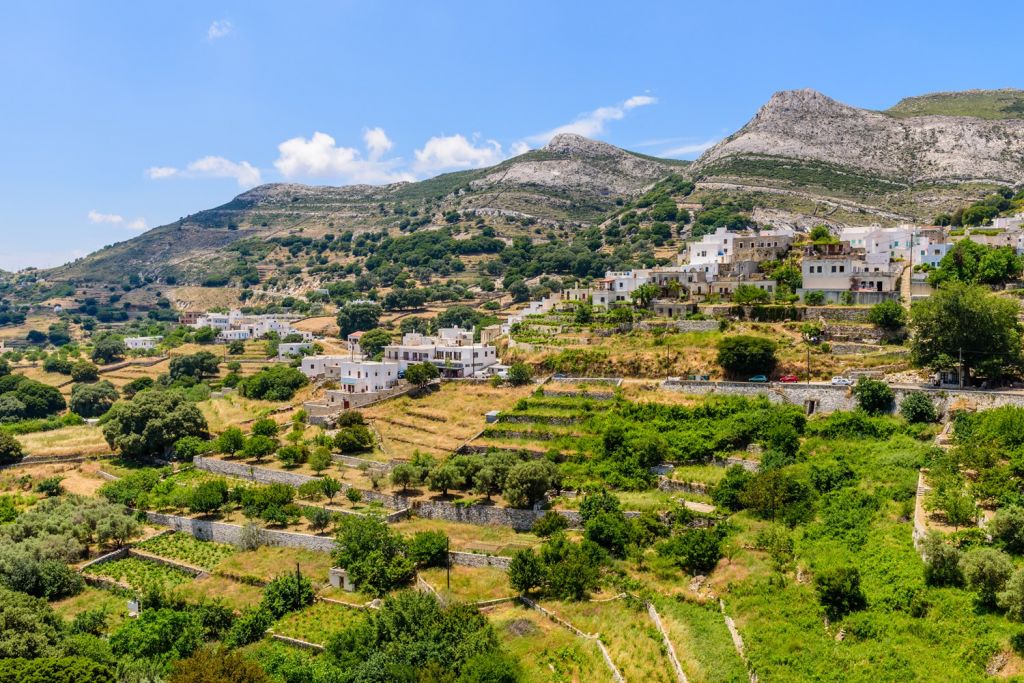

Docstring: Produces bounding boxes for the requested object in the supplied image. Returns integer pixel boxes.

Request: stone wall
[128,548,205,576]
[496,414,582,426]
[698,303,871,323]
[145,512,336,553]
[334,454,396,472]
[413,500,583,532]
[661,379,1024,416]
[194,456,314,488]
[448,551,512,570]
[675,319,720,332]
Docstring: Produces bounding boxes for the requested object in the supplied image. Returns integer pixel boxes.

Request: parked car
[831,376,854,386]
[778,374,799,383]
[748,375,769,383]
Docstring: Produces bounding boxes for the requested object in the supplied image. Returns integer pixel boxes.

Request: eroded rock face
[473,133,674,196]
[696,88,1024,185]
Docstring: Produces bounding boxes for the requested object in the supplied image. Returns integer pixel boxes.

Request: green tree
[227,340,246,355]
[962,547,1014,607]
[102,390,208,459]
[900,391,937,423]
[741,469,815,525]
[733,284,771,304]
[238,366,309,401]
[814,565,867,619]
[188,480,228,515]
[508,548,545,594]
[308,447,332,474]
[506,362,532,386]
[332,515,414,597]
[503,460,560,509]
[334,425,374,453]
[168,646,270,683]
[320,476,342,503]
[357,328,392,358]
[716,335,777,378]
[851,378,894,415]
[216,427,245,455]
[427,462,465,497]
[260,572,315,619]
[250,418,279,438]
[336,303,383,338]
[0,587,64,658]
[989,506,1024,554]
[712,465,754,511]
[630,283,660,308]
[91,336,127,364]
[390,463,416,493]
[910,283,1022,383]
[169,352,221,381]
[0,431,25,465]
[407,531,448,568]
[70,360,99,383]
[868,299,907,330]
[657,528,723,575]
[304,506,332,532]
[110,608,203,660]
[243,435,278,462]
[922,531,964,587]
[69,380,118,418]
[405,361,439,388]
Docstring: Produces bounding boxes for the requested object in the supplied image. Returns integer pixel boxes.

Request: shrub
[852,378,894,415]
[814,565,867,620]
[102,391,208,459]
[716,336,777,378]
[532,511,569,537]
[251,419,279,438]
[0,432,24,465]
[962,547,1014,607]
[900,391,937,423]
[407,531,448,568]
[922,531,964,587]
[309,447,332,474]
[657,528,723,575]
[303,506,332,533]
[70,360,99,383]
[334,425,374,453]
[174,436,209,462]
[868,300,907,330]
[110,608,203,660]
[508,549,545,594]
[803,290,825,306]
[507,362,533,386]
[238,366,308,401]
[990,506,1024,554]
[224,607,273,648]
[216,427,245,455]
[261,572,314,620]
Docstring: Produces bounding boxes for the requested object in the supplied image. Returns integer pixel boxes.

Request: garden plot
[469,393,604,456]
[419,565,513,603]
[364,382,536,460]
[173,575,265,611]
[84,556,195,593]
[543,598,677,683]
[271,601,363,645]
[134,532,237,571]
[15,425,110,457]
[652,596,748,683]
[213,546,335,585]
[51,586,131,632]
[488,602,614,683]
[390,517,547,556]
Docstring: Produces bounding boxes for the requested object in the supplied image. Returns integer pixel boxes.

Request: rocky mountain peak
[544,133,622,157]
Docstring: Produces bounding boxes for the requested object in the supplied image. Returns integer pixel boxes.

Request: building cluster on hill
[181,309,313,343]
[300,327,501,414]
[511,217,1024,319]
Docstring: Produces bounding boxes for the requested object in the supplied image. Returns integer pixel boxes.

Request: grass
[390,517,547,556]
[15,425,109,457]
[272,601,362,644]
[668,464,728,486]
[172,574,265,610]
[134,532,237,570]
[419,565,513,602]
[364,382,536,460]
[885,90,1024,120]
[214,546,334,585]
[488,602,614,683]
[50,586,131,633]
[197,395,282,433]
[84,556,195,593]
[653,596,747,683]
[544,598,677,683]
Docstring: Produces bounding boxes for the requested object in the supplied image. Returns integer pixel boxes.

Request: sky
[1,0,1023,271]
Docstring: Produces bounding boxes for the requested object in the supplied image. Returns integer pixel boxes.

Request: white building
[193,309,312,343]
[124,336,162,351]
[383,329,498,378]
[278,342,312,359]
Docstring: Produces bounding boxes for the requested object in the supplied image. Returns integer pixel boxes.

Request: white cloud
[145,166,178,179]
[509,141,531,156]
[88,210,147,231]
[413,134,504,174]
[660,138,720,158]
[525,95,657,145]
[207,20,233,40]
[88,210,124,224]
[363,127,393,161]
[146,156,262,188]
[274,130,414,184]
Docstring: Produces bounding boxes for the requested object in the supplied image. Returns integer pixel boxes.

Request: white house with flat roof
[125,336,162,351]
[278,342,313,359]
[382,330,498,378]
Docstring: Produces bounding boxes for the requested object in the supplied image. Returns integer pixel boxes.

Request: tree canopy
[102,390,208,459]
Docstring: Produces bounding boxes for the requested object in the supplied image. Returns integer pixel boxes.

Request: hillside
[885,88,1024,120]
[692,88,1024,222]
[49,134,683,289]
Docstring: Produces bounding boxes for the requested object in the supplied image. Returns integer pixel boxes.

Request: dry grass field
[390,517,547,556]
[15,425,110,458]
[172,574,265,610]
[214,546,335,585]
[488,602,614,683]
[419,565,513,603]
[363,382,536,460]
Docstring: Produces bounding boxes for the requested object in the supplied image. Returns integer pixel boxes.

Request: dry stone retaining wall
[145,512,336,552]
[448,551,512,570]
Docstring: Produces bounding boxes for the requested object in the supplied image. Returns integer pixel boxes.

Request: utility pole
[806,344,811,385]
[295,562,302,611]
[959,347,964,389]
[446,536,451,591]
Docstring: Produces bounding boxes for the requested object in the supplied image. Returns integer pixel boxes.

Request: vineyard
[84,557,194,593]
[135,532,237,571]
[271,601,363,645]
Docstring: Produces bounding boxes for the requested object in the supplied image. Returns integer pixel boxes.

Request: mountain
[692,88,1024,223]
[51,134,684,286]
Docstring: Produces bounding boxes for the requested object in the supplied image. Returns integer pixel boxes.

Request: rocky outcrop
[696,88,1024,188]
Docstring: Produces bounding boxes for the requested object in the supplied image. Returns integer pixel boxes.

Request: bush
[868,300,907,330]
[407,531,448,568]
[224,607,273,648]
[900,391,937,423]
[803,291,825,306]
[174,436,209,462]
[334,425,374,453]
[852,378,894,415]
[814,565,867,620]
[238,366,308,401]
[507,362,533,386]
[110,608,203,660]
[251,418,279,438]
[532,511,569,537]
[216,427,245,455]
[0,432,24,464]
[657,528,723,575]
[990,506,1024,554]
[508,548,545,594]
[405,362,440,387]
[922,532,964,587]
[70,360,99,383]
[962,547,1014,607]
[260,572,314,619]
[168,646,270,683]
[716,336,777,378]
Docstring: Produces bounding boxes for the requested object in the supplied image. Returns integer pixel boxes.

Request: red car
[778,374,800,383]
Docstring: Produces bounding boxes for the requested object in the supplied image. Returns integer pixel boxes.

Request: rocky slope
[51,134,680,285]
[693,88,1024,220]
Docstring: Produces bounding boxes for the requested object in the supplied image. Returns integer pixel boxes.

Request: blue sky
[1,0,1022,271]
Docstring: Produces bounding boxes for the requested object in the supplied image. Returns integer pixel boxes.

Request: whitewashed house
[124,336,162,351]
